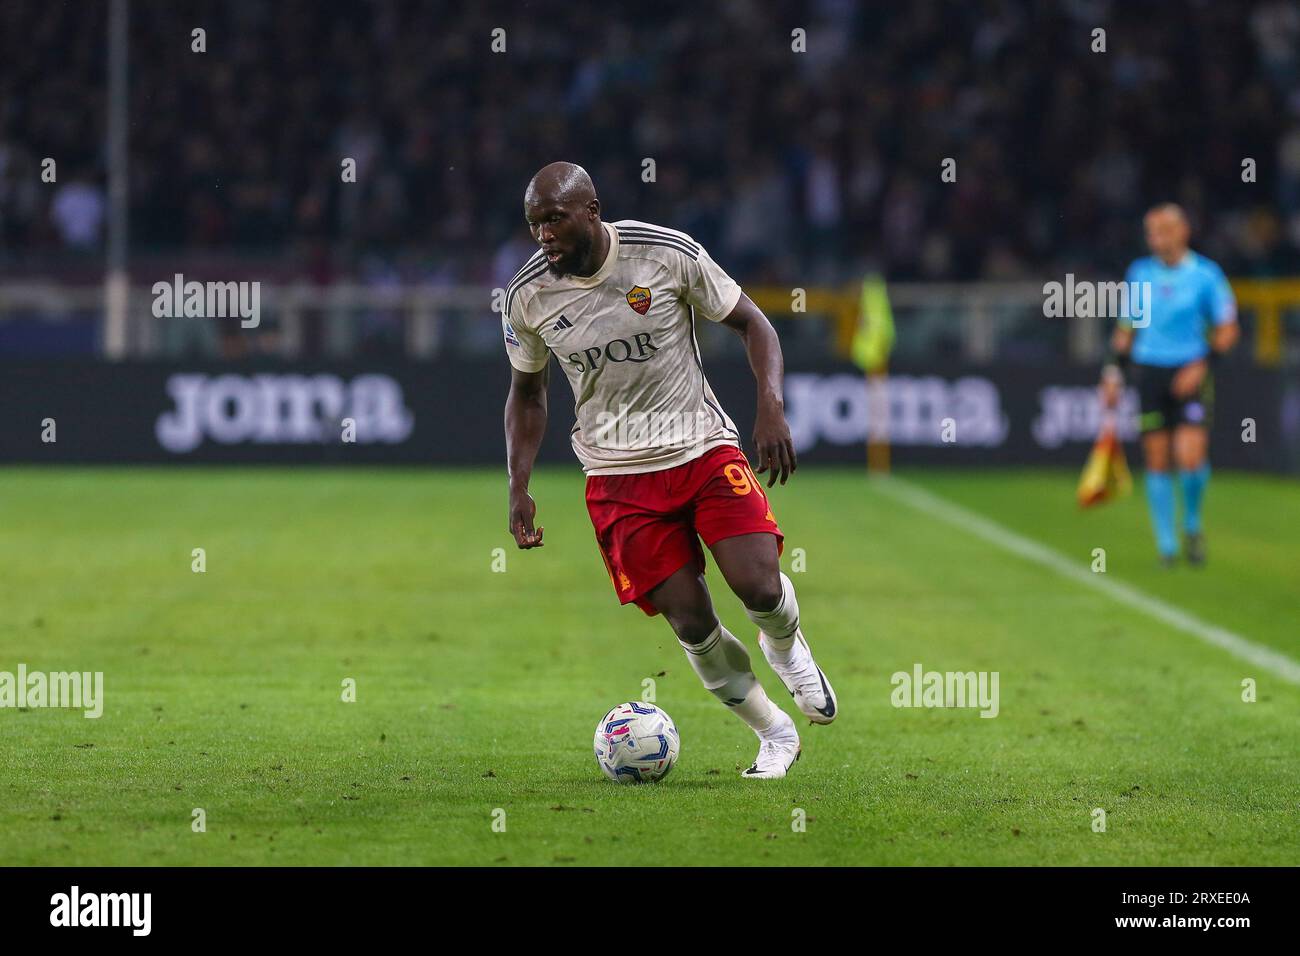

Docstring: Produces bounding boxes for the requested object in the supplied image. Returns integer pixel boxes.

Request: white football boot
[740,708,801,780]
[758,629,838,725]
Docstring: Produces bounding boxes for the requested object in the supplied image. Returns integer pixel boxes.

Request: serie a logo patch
[625,286,652,315]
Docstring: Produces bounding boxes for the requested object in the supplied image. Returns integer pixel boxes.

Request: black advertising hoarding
[0,360,1290,471]
[777,365,1289,470]
[0,361,548,466]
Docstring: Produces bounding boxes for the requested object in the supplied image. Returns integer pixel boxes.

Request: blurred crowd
[2,0,1300,287]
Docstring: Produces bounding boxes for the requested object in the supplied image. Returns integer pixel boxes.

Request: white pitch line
[873,475,1300,686]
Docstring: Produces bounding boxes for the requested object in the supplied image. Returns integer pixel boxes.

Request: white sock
[744,572,800,660]
[679,624,781,734]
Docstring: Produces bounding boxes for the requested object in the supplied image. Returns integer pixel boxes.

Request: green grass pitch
[2,466,1297,866]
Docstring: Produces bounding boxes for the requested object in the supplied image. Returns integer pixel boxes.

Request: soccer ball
[593,702,680,784]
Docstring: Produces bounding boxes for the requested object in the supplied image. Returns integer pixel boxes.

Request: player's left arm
[1173,265,1239,398]
[721,294,796,487]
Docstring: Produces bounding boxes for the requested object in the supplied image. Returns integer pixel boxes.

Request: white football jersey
[502,219,744,475]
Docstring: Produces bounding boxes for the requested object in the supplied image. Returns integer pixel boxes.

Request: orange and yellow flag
[1077,413,1133,508]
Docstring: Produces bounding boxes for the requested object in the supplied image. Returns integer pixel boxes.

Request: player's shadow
[574,777,732,792]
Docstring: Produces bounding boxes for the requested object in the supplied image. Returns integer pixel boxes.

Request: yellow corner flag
[1077,412,1133,508]
[851,273,895,373]
[853,274,895,473]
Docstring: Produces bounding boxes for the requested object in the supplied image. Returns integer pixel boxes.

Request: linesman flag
[1077,411,1133,508]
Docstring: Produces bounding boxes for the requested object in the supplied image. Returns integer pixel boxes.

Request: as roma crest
[625,286,652,315]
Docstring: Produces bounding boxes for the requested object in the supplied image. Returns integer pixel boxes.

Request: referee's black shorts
[1133,361,1214,434]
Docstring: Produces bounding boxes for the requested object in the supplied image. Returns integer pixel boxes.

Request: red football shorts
[585,443,784,616]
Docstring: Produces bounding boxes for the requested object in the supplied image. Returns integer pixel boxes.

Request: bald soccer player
[501,162,837,779]
[1101,204,1239,566]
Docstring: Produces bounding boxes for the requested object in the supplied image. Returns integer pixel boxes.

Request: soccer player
[501,162,837,779]
[1100,203,1239,566]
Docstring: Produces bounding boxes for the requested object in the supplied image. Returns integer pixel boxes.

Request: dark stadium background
[1,0,1297,466]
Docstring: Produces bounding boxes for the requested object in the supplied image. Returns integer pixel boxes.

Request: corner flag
[852,274,895,474]
[851,273,895,373]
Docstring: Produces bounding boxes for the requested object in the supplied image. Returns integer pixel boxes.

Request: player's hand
[1099,376,1121,410]
[1171,359,1207,400]
[508,487,544,549]
[752,400,797,487]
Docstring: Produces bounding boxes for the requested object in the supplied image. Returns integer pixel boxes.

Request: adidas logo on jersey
[552,315,573,332]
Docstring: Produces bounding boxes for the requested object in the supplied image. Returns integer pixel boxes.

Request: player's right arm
[502,291,550,549]
[505,364,548,548]
[1100,263,1139,409]
[1100,325,1132,409]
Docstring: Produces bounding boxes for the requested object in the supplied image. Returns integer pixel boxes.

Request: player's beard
[551,228,593,277]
